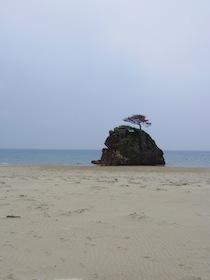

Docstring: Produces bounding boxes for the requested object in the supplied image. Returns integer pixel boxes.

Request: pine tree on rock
[123,114,151,130]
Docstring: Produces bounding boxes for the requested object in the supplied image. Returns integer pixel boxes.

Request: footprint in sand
[74,208,89,214]
[156,187,168,191]
[129,212,150,221]
[97,178,118,183]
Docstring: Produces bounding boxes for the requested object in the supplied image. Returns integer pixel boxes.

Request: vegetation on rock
[123,114,151,130]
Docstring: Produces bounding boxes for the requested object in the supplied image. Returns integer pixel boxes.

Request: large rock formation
[92,126,165,166]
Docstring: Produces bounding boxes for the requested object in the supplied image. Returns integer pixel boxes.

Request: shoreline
[1,165,210,280]
[1,164,210,172]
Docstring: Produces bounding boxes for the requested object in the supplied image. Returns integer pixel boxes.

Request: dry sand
[0,165,210,280]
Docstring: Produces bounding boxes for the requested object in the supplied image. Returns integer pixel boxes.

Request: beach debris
[6,215,21,218]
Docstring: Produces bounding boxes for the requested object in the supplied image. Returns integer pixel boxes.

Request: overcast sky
[0,0,210,150]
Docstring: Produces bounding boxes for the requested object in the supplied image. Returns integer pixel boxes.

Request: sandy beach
[0,165,210,280]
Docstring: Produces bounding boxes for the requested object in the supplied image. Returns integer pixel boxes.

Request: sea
[0,149,210,168]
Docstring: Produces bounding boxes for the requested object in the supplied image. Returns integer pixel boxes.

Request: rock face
[92,126,165,166]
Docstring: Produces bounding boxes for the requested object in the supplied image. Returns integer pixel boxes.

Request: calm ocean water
[0,149,210,168]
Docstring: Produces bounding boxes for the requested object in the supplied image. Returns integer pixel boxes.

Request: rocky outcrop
[92,126,165,166]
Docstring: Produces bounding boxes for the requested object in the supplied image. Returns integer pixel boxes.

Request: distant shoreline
[1,164,210,173]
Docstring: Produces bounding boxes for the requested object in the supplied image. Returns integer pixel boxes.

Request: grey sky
[1,0,210,150]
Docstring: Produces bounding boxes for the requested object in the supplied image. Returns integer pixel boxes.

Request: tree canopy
[123,114,151,130]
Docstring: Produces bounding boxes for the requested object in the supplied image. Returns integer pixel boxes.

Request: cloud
[2,0,210,76]
[0,0,210,149]
[0,110,10,120]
